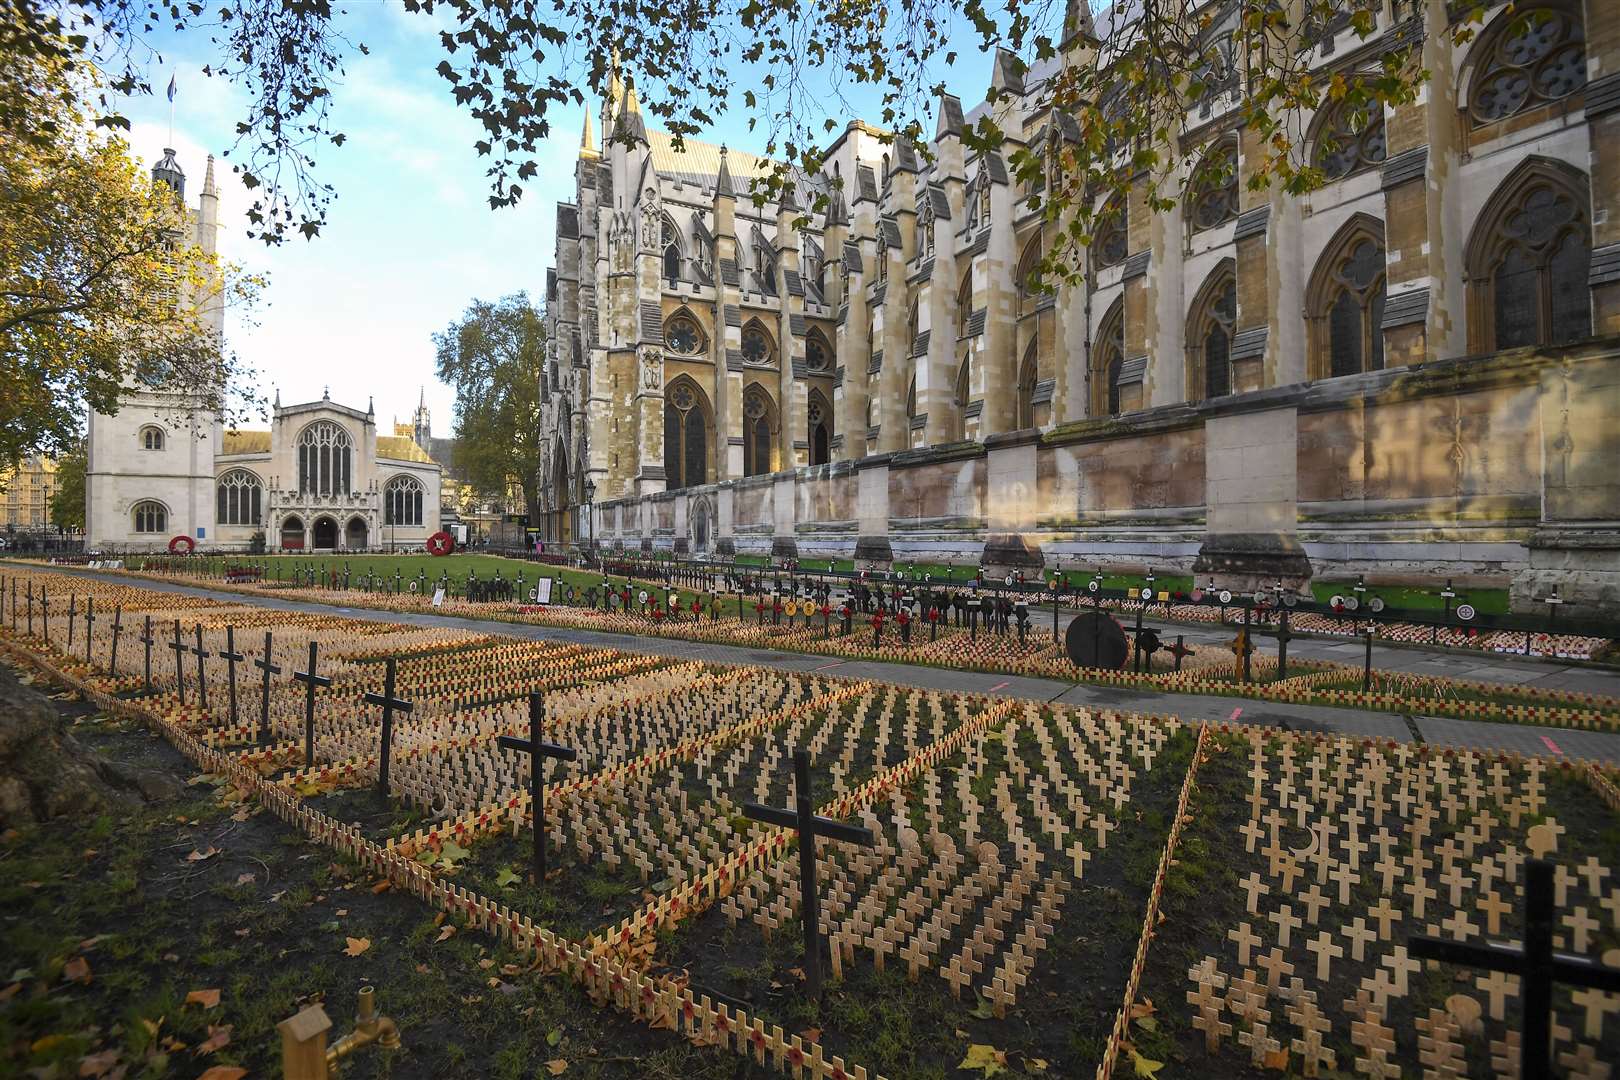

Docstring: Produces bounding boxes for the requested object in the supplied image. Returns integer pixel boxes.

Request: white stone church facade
[84,150,443,553]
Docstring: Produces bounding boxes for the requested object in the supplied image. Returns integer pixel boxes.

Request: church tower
[411,387,432,448]
[84,149,226,550]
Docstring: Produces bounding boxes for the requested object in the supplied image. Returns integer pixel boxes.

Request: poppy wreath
[168,534,196,555]
[426,531,456,556]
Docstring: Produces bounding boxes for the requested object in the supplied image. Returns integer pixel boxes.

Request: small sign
[1157,590,1170,602]
[1218,590,1233,605]
[1368,596,1385,613]
[1088,579,1100,593]
[1006,574,1016,586]
[432,586,446,608]
[1344,596,1360,612]
[1253,591,1268,605]
[1139,587,1153,600]
[534,578,553,605]
[637,589,649,605]
[1190,588,1204,603]
[1456,603,1476,621]
[1329,594,1345,608]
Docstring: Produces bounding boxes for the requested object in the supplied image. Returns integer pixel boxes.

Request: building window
[216,469,264,526]
[954,357,971,420]
[741,324,773,365]
[297,421,353,497]
[132,500,167,533]
[384,475,425,526]
[1313,97,1387,182]
[1466,163,1591,352]
[743,385,775,477]
[662,216,682,282]
[140,426,165,451]
[918,205,935,258]
[956,272,973,336]
[1188,139,1239,233]
[1468,6,1586,128]
[1308,220,1387,379]
[1094,196,1128,269]
[663,379,709,490]
[1188,268,1238,401]
[805,331,832,372]
[1091,299,1126,417]
[665,314,703,355]
[1016,235,1042,314]
[808,391,832,466]
[755,246,778,295]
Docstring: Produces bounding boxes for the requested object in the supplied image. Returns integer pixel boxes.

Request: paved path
[31,566,1620,764]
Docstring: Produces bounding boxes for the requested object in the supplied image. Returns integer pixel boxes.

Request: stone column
[1586,0,1620,332]
[853,456,893,568]
[1193,406,1311,588]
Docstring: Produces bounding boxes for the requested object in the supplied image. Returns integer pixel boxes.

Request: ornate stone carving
[640,188,661,251]
[638,346,663,391]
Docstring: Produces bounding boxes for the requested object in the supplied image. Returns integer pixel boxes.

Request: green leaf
[958,1044,1006,1077]
[1130,1050,1164,1079]
[546,1027,562,1047]
[494,867,520,888]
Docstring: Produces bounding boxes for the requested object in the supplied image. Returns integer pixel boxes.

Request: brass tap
[325,986,400,1075]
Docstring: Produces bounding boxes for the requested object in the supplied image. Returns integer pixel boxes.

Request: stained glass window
[1470,8,1586,125]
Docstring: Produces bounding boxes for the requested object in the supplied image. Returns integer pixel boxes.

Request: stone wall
[592,338,1620,615]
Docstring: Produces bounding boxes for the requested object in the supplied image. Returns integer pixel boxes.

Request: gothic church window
[140,426,165,451]
[1016,341,1039,429]
[662,216,682,281]
[384,475,425,526]
[1466,164,1591,352]
[1091,300,1126,416]
[1468,6,1586,127]
[132,500,167,533]
[297,421,353,497]
[1016,235,1042,314]
[957,272,973,335]
[1188,269,1237,401]
[665,314,703,355]
[1094,196,1128,269]
[808,391,832,466]
[1313,97,1387,181]
[1308,222,1387,379]
[743,385,776,477]
[1189,139,1239,233]
[741,324,774,365]
[216,469,264,526]
[663,379,710,490]
[805,331,832,372]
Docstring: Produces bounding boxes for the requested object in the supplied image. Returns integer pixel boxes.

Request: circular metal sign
[1218,590,1233,605]
[1368,596,1385,613]
[638,590,649,604]
[1088,579,1100,593]
[1139,587,1153,600]
[1456,603,1477,621]
[1190,588,1204,603]
[1329,594,1345,609]
[1253,591,1269,606]
[1283,593,1299,608]
[1344,596,1360,612]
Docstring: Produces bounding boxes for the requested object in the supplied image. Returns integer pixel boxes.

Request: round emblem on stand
[1139,587,1153,601]
[1088,579,1100,593]
[1456,603,1477,621]
[1190,589,1204,603]
[638,589,649,605]
[1368,596,1385,613]
[1218,590,1233,605]
[1344,596,1360,612]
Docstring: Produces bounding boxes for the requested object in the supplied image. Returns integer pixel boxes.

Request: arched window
[132,500,167,533]
[756,244,778,295]
[663,378,710,490]
[1465,160,1592,352]
[743,385,776,477]
[662,216,682,281]
[956,272,973,336]
[1015,341,1039,429]
[1188,139,1239,233]
[881,154,890,187]
[1313,97,1387,182]
[297,421,353,496]
[1187,266,1238,401]
[1307,218,1388,379]
[741,322,774,365]
[808,390,833,466]
[1091,299,1126,417]
[384,475,425,526]
[1094,196,1128,270]
[1016,235,1042,312]
[665,313,704,355]
[1467,5,1586,128]
[905,378,918,422]
[216,469,263,526]
[877,237,889,282]
[805,330,833,372]
[918,205,935,258]
[139,426,165,451]
[907,301,920,352]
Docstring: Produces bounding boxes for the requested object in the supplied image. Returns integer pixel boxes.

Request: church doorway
[345,516,368,550]
[312,516,338,550]
[280,515,305,550]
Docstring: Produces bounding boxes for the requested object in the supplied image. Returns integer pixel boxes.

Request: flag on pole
[166,74,177,102]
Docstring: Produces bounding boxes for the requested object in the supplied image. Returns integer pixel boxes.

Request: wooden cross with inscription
[743,749,875,995]
[138,616,154,693]
[219,627,243,726]
[167,620,188,704]
[253,631,281,745]
[364,657,413,796]
[291,641,331,767]
[108,606,122,677]
[82,596,95,664]
[66,594,76,650]
[496,693,578,883]
[1410,859,1620,1080]
[191,624,211,710]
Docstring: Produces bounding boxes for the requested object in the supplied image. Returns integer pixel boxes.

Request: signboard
[533,577,553,605]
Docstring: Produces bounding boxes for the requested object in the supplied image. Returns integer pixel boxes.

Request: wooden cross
[168,620,189,704]
[364,657,414,796]
[191,624,211,710]
[1410,859,1620,1080]
[82,596,95,664]
[742,749,875,995]
[496,694,579,883]
[67,594,77,650]
[219,627,243,726]
[108,606,122,677]
[138,615,154,693]
[253,631,281,745]
[291,641,331,767]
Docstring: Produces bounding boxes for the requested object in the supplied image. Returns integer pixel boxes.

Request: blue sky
[116,0,1015,439]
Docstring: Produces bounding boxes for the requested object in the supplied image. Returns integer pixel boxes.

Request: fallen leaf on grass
[799,1027,821,1045]
[967,994,994,1019]
[197,1067,248,1080]
[342,937,371,957]
[0,983,21,1003]
[61,957,91,984]
[234,873,255,886]
[186,847,220,862]
[545,1060,568,1075]
[194,1024,232,1055]
[1130,1049,1164,1079]
[546,1028,562,1047]
[186,989,221,1009]
[435,926,455,943]
[1025,1059,1049,1073]
[958,1044,1007,1077]
[77,1049,120,1076]
[494,867,520,888]
[370,879,391,894]
[335,909,347,917]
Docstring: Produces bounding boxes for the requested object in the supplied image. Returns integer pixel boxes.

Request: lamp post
[584,478,597,564]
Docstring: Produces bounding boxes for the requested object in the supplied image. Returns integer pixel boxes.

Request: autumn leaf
[436,925,456,943]
[494,867,521,888]
[235,873,256,886]
[343,937,371,957]
[958,1044,1008,1077]
[186,988,222,1009]
[197,1067,248,1080]
[187,847,221,862]
[1130,1049,1164,1079]
[195,1024,233,1055]
[61,956,92,984]
[77,1048,120,1076]
[545,1060,569,1075]
[546,1028,562,1047]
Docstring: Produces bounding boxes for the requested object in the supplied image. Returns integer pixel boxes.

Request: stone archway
[345,515,368,550]
[312,516,338,550]
[280,515,305,551]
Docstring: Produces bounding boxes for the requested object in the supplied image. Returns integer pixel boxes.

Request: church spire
[202,154,217,197]
[715,145,735,199]
[581,101,596,153]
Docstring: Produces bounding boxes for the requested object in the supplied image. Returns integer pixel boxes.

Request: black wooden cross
[742,749,875,995]
[291,641,331,767]
[139,615,155,693]
[168,620,188,704]
[25,584,33,636]
[364,657,413,796]
[82,596,95,664]
[108,606,123,677]
[253,631,281,745]
[1410,859,1620,1080]
[191,624,211,710]
[496,694,578,883]
[39,588,47,643]
[67,594,77,650]
[219,627,244,726]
